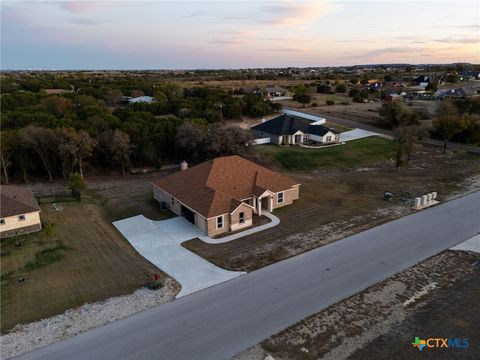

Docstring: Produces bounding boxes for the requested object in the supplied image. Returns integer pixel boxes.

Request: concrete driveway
[340,128,383,142]
[113,216,245,298]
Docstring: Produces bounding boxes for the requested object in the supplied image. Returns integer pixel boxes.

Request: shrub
[335,84,346,93]
[146,279,163,290]
[326,100,335,105]
[311,102,318,107]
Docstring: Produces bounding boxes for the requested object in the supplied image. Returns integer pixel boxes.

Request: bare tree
[18,126,56,181]
[99,130,131,176]
[0,131,16,184]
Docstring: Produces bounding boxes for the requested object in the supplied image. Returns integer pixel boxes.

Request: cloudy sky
[1,0,479,69]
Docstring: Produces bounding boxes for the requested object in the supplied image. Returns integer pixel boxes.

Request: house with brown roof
[151,156,300,237]
[0,185,42,238]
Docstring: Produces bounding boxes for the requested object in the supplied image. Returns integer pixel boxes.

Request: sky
[1,0,479,69]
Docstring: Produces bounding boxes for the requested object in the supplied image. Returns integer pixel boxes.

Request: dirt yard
[0,182,179,333]
[183,144,480,272]
[234,250,480,360]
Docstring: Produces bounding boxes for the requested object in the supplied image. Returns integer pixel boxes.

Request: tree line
[1,79,277,182]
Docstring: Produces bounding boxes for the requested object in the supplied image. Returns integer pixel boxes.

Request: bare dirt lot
[234,250,480,360]
[1,175,181,333]
[184,144,480,272]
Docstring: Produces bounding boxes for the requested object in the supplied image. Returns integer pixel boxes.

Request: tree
[18,126,56,181]
[432,100,468,153]
[99,130,131,175]
[425,82,437,92]
[317,84,331,94]
[295,94,311,106]
[335,84,347,93]
[43,221,56,248]
[394,125,424,166]
[379,102,419,128]
[41,96,70,118]
[0,131,16,184]
[68,172,86,192]
[104,89,123,106]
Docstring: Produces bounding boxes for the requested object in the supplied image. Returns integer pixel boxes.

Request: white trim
[216,215,224,229]
[277,192,285,204]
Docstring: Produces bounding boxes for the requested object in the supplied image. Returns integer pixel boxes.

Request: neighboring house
[412,75,430,87]
[251,114,340,145]
[436,88,469,99]
[262,84,288,99]
[151,156,300,237]
[0,185,42,238]
[128,96,156,104]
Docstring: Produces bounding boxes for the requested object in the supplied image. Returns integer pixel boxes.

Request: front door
[295,134,302,144]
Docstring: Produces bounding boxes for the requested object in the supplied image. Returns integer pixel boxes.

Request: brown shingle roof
[0,185,40,218]
[152,155,299,218]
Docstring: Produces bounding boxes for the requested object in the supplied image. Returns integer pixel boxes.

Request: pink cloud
[60,1,103,13]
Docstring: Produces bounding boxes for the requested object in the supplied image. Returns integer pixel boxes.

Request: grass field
[0,201,174,333]
[256,136,397,171]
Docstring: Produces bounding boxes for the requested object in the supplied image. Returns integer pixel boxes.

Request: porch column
[269,195,273,212]
[258,197,262,215]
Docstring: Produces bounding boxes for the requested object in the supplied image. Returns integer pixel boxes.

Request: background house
[0,185,42,238]
[251,114,339,145]
[151,156,300,237]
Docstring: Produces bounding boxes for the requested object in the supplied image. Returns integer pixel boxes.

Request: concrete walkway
[339,128,384,142]
[199,211,280,244]
[113,216,245,298]
[450,233,480,253]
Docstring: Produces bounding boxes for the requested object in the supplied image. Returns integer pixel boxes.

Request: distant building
[262,84,288,99]
[412,75,431,87]
[128,96,156,104]
[251,114,339,146]
[0,186,42,238]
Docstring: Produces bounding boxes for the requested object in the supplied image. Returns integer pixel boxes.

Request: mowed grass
[256,136,396,171]
[0,202,166,333]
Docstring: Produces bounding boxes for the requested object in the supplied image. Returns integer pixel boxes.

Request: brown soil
[234,250,480,360]
[184,145,480,272]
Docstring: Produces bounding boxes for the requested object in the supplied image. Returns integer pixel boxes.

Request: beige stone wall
[207,214,231,237]
[272,185,300,209]
[152,185,181,216]
[230,204,253,232]
[0,211,42,238]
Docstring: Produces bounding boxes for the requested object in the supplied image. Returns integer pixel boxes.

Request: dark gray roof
[0,185,40,218]
[251,114,338,137]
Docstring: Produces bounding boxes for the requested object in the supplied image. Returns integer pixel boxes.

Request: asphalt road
[16,191,480,360]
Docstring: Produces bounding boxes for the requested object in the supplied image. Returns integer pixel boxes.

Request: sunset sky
[1,0,479,69]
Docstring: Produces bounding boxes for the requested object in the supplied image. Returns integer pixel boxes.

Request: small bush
[326,100,335,106]
[311,102,318,107]
[146,280,163,290]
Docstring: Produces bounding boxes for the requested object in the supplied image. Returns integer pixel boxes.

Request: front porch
[279,131,308,146]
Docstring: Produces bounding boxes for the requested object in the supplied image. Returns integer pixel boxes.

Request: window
[216,215,223,229]
[326,135,332,142]
[18,215,26,221]
[239,212,245,224]
[0,219,5,225]
[171,197,175,205]
[277,192,284,204]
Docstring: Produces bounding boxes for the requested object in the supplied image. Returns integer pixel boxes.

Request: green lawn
[256,136,396,171]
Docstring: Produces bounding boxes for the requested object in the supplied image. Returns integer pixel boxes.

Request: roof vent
[180,161,188,171]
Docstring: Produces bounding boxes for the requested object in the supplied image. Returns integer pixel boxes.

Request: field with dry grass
[0,181,179,333]
[183,143,480,271]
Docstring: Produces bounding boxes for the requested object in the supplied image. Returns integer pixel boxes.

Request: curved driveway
[17,191,480,360]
